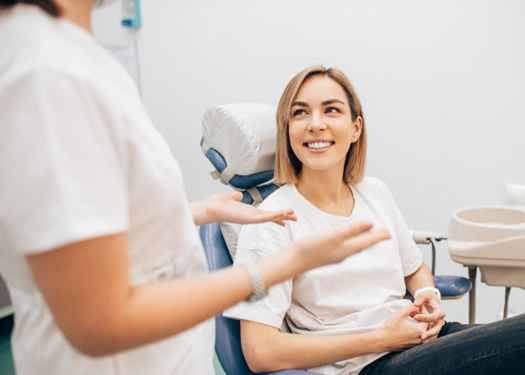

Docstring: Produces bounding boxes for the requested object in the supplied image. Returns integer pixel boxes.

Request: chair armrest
[410,230,446,275]
[411,230,444,244]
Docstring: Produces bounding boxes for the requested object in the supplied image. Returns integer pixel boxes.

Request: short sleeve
[223,221,294,329]
[0,67,128,254]
[379,181,422,276]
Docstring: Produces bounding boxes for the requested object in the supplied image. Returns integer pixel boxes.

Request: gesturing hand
[292,221,391,270]
[413,291,446,343]
[205,192,297,226]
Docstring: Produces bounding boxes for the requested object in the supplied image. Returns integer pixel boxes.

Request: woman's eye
[326,107,340,114]
[292,109,307,117]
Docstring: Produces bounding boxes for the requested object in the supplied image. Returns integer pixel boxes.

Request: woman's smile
[304,139,334,151]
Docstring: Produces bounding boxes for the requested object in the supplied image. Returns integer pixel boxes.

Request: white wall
[92,0,525,324]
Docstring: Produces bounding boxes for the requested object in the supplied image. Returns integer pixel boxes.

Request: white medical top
[0,5,213,375]
[225,178,422,375]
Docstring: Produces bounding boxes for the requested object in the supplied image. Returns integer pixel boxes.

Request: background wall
[92,0,525,324]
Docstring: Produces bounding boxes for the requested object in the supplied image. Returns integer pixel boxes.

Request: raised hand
[192,192,298,226]
[291,221,391,270]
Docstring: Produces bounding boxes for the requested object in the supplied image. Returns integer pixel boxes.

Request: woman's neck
[296,167,355,217]
[55,0,93,32]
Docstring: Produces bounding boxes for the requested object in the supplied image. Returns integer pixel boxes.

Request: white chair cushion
[201,103,276,176]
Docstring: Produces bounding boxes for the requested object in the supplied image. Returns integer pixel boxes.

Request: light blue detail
[122,0,141,28]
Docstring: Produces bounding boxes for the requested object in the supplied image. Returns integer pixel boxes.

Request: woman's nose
[307,112,327,132]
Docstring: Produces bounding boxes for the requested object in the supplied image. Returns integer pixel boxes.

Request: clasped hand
[413,291,446,343]
[379,293,446,352]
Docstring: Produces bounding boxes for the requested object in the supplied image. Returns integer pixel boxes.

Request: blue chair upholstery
[199,222,320,375]
[434,275,471,299]
[201,138,274,190]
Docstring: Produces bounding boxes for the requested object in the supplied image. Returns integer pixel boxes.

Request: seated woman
[224,66,525,375]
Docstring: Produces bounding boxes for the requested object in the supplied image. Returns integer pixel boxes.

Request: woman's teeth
[306,141,332,149]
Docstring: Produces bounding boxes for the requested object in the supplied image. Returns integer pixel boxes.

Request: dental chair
[199,103,470,374]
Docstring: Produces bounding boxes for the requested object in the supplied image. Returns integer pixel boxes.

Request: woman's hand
[413,292,446,343]
[404,264,446,343]
[376,304,429,352]
[290,221,391,270]
[191,192,297,226]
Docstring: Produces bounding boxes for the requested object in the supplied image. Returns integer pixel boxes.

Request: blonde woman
[225,66,525,375]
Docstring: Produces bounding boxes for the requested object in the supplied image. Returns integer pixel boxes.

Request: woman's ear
[351,116,363,143]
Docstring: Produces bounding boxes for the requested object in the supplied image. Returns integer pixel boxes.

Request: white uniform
[0,5,214,375]
[225,178,422,375]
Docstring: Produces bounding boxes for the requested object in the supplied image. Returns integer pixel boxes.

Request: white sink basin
[448,206,525,288]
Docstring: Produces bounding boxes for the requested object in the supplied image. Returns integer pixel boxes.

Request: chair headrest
[201,103,277,191]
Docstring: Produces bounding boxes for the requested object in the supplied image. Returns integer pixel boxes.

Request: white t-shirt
[0,5,213,375]
[225,178,422,375]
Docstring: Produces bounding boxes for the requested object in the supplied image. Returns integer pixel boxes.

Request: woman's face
[288,75,362,177]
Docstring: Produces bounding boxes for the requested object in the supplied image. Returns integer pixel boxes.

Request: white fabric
[224,177,423,375]
[220,222,242,260]
[201,103,276,175]
[0,5,213,375]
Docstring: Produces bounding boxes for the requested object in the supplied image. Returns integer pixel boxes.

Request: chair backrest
[201,103,277,191]
[200,103,277,374]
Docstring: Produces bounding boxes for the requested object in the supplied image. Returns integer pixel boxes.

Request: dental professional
[0,2,391,375]
[224,66,525,375]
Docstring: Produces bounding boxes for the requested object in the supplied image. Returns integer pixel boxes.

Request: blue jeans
[360,313,525,375]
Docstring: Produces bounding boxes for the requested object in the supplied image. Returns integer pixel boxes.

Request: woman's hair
[0,0,60,16]
[275,65,367,185]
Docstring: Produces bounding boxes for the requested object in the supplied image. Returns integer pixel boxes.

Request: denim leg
[360,313,525,375]
[437,320,479,337]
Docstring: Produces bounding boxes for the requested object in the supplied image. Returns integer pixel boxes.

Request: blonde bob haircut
[275,66,367,185]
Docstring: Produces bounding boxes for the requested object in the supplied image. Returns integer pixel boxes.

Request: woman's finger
[343,228,391,252]
[260,210,298,224]
[422,322,444,342]
[336,221,374,239]
[414,307,445,323]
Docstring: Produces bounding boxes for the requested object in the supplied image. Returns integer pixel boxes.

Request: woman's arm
[404,263,435,297]
[27,221,389,357]
[404,263,446,342]
[241,304,428,373]
[190,191,297,226]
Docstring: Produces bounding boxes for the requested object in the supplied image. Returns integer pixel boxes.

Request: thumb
[230,191,243,202]
[403,304,420,318]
